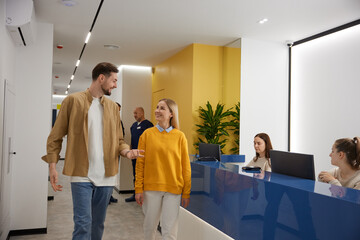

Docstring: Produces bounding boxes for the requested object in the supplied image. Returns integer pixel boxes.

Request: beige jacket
[42,89,129,177]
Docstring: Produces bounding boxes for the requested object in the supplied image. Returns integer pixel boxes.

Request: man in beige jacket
[42,62,143,240]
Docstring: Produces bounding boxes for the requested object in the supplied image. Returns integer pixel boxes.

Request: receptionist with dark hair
[319,137,360,189]
[246,133,273,171]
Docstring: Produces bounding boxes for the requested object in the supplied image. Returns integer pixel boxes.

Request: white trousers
[142,191,181,240]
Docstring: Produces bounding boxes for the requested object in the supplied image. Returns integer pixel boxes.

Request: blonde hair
[159,98,180,129]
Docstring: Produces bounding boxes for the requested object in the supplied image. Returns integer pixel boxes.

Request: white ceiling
[32,0,360,95]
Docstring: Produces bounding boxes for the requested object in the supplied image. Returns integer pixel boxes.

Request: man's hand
[122,149,145,159]
[135,193,144,206]
[49,163,63,192]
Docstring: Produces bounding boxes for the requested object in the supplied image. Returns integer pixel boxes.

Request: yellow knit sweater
[135,127,191,198]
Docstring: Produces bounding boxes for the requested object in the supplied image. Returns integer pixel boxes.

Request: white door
[0,79,16,240]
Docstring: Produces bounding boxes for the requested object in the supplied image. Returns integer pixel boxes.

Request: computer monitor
[270,150,315,180]
[198,143,221,161]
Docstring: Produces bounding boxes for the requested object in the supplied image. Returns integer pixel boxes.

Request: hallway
[9,161,161,240]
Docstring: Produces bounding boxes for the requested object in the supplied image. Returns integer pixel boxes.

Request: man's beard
[102,86,111,96]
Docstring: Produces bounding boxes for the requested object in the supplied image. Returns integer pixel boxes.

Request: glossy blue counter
[188,161,360,240]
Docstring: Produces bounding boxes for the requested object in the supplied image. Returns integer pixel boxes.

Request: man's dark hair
[92,62,119,81]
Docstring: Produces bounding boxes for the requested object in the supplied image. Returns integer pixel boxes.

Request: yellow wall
[152,43,240,154]
[223,46,240,107]
[152,44,194,152]
[192,44,223,107]
[222,46,241,153]
[192,44,223,153]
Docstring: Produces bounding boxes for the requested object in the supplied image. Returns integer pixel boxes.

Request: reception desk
[186,161,360,240]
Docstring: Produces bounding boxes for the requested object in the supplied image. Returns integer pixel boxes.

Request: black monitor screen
[270,150,315,180]
[198,143,221,161]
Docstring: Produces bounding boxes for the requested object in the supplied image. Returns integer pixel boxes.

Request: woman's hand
[135,193,144,206]
[318,171,335,183]
[181,198,190,208]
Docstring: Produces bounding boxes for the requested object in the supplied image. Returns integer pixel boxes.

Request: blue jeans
[71,182,113,240]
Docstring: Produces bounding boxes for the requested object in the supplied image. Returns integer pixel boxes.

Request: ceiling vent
[6,0,37,47]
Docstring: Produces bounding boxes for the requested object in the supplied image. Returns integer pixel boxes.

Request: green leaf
[194,101,237,152]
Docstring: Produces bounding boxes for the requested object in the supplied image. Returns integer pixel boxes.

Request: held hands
[49,163,63,192]
[135,193,144,206]
[124,149,145,159]
[318,171,335,183]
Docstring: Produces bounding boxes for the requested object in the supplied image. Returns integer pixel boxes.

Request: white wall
[0,0,16,238]
[0,0,16,155]
[110,66,152,191]
[110,66,153,143]
[291,25,360,176]
[240,38,288,163]
[11,22,53,230]
[52,95,66,109]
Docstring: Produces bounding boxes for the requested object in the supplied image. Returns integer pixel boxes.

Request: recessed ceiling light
[258,18,268,24]
[118,65,152,71]
[104,44,120,50]
[61,0,77,7]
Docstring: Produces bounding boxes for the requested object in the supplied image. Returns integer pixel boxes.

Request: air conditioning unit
[6,0,37,47]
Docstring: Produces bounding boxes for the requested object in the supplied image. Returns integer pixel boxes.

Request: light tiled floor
[10,161,161,240]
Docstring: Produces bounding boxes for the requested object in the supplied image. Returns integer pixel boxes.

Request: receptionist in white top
[246,133,273,172]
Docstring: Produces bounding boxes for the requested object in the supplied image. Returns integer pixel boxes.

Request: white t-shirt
[71,97,116,186]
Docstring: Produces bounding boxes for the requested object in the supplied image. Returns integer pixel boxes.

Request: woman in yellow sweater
[135,98,191,240]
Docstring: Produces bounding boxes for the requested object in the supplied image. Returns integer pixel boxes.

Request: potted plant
[228,102,240,154]
[194,101,233,152]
